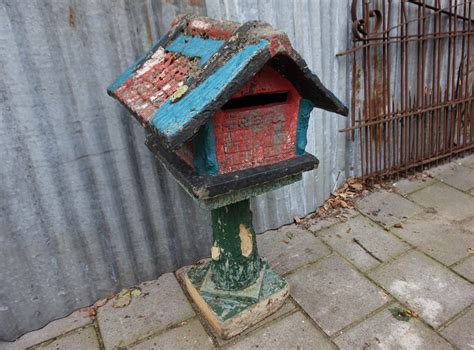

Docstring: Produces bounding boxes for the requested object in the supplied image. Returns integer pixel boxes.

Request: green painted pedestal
[184,199,289,339]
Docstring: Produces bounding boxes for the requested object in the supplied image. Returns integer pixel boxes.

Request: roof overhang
[145,135,319,207]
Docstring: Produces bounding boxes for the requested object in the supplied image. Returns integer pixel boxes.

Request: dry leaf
[393,223,403,228]
[113,289,132,308]
[293,216,301,224]
[350,183,364,191]
[467,247,474,254]
[405,309,418,318]
[95,298,108,308]
[131,288,142,298]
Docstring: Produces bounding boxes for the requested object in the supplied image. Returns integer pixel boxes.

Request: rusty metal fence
[339,0,474,178]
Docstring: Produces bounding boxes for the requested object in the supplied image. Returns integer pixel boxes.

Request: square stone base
[183,261,290,339]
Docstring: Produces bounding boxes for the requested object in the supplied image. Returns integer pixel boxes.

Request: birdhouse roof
[108,15,348,150]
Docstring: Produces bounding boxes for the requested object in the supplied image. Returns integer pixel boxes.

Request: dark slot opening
[221,92,288,110]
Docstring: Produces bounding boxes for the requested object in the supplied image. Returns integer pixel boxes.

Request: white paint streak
[190,19,211,30]
[135,48,166,78]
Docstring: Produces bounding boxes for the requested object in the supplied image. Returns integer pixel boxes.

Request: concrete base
[183,260,289,339]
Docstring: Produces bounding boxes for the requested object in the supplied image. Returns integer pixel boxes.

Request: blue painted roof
[165,35,224,66]
[151,40,269,137]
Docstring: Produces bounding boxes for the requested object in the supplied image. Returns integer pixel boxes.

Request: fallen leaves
[293,216,301,224]
[88,307,97,320]
[389,307,418,322]
[314,177,366,217]
[131,288,142,298]
[113,287,142,308]
[81,288,144,320]
[407,171,433,182]
[114,290,131,308]
[349,181,364,192]
[393,223,403,228]
[95,298,108,308]
[467,247,474,254]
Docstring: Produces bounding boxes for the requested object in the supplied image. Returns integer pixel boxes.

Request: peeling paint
[211,245,221,260]
[239,224,253,257]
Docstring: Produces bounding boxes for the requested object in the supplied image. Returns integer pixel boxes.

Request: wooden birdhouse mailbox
[108,15,347,339]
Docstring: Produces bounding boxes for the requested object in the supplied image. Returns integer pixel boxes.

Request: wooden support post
[210,199,263,291]
[183,199,289,339]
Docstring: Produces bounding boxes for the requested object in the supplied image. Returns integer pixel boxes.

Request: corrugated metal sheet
[0,0,354,341]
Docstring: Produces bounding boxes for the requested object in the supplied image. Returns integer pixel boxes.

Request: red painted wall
[213,65,300,174]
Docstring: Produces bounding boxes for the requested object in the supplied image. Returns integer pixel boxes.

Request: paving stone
[131,318,214,350]
[306,209,360,233]
[286,255,390,335]
[318,215,410,271]
[355,190,423,227]
[441,307,474,350]
[462,217,474,234]
[33,325,99,350]
[214,299,297,347]
[257,225,331,275]
[97,273,195,349]
[369,251,474,328]
[393,176,436,196]
[334,304,452,350]
[453,257,474,282]
[391,213,474,266]
[408,182,474,221]
[428,162,474,192]
[226,312,335,350]
[0,309,91,350]
[459,154,474,169]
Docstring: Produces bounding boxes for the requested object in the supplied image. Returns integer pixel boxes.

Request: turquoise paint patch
[192,121,219,176]
[107,38,164,93]
[296,99,314,155]
[165,35,224,66]
[152,40,269,137]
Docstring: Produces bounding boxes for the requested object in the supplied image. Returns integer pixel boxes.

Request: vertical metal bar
[451,0,459,157]
[416,0,422,164]
[420,0,427,163]
[403,0,409,176]
[365,0,374,176]
[351,51,357,142]
[468,0,473,145]
[458,0,467,149]
[430,0,439,160]
[436,0,443,160]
